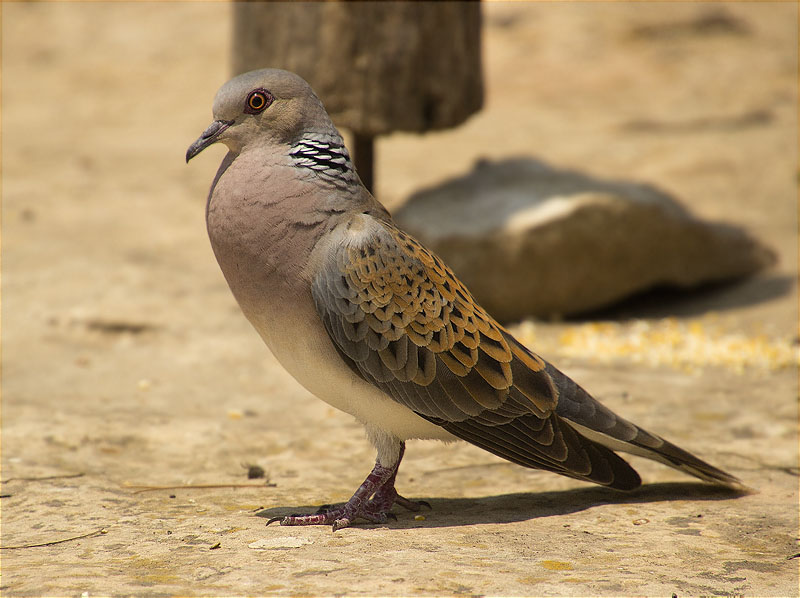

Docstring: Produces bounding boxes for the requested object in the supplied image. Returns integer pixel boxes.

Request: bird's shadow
[255,482,747,529]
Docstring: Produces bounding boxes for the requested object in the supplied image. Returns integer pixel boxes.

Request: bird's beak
[186,119,234,163]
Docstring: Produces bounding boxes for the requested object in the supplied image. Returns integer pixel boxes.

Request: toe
[331,518,352,532]
[394,495,432,512]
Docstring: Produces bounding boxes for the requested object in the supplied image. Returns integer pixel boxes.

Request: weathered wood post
[232,2,483,195]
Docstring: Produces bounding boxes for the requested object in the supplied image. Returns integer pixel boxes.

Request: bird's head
[186,68,332,162]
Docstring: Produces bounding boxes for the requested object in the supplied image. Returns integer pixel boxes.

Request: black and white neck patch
[290,134,359,189]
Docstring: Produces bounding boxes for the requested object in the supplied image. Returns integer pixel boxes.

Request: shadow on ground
[255,482,747,530]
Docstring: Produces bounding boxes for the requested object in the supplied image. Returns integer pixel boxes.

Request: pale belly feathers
[241,303,454,442]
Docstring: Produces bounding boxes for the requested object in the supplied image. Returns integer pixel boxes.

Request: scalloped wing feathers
[312,218,642,490]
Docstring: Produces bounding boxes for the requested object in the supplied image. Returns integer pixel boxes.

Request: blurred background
[2,3,798,595]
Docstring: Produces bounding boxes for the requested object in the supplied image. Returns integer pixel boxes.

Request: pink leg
[366,461,431,514]
[266,443,429,531]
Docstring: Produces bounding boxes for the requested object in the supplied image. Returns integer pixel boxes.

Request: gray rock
[394,157,776,321]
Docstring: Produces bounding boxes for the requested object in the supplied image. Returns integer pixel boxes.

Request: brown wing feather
[314,220,557,417]
[312,218,642,489]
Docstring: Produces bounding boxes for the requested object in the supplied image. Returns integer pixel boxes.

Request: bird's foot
[266,489,430,531]
[266,443,427,531]
[366,483,431,514]
[266,503,392,532]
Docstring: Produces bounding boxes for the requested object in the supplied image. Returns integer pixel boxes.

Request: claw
[266,517,284,526]
[393,494,431,512]
[331,518,351,532]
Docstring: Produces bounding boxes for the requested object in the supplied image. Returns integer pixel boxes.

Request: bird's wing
[311,217,641,489]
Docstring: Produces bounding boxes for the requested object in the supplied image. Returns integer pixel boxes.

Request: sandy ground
[2,3,798,596]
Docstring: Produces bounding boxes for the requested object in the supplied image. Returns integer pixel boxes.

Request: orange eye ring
[245,89,272,114]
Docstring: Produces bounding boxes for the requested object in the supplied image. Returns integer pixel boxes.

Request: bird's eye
[245,89,272,114]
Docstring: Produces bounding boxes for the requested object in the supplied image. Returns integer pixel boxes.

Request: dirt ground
[2,3,798,596]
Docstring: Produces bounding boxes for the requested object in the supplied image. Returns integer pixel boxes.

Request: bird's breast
[204,158,450,442]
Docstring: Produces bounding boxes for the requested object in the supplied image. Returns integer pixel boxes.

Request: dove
[186,68,741,531]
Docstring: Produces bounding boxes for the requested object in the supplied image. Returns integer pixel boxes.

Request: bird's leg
[364,443,431,514]
[266,442,428,531]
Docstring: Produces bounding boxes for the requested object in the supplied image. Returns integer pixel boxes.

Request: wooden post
[352,133,375,194]
[232,2,483,197]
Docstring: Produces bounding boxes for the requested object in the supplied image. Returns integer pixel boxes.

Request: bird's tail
[549,365,745,489]
[567,419,744,488]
